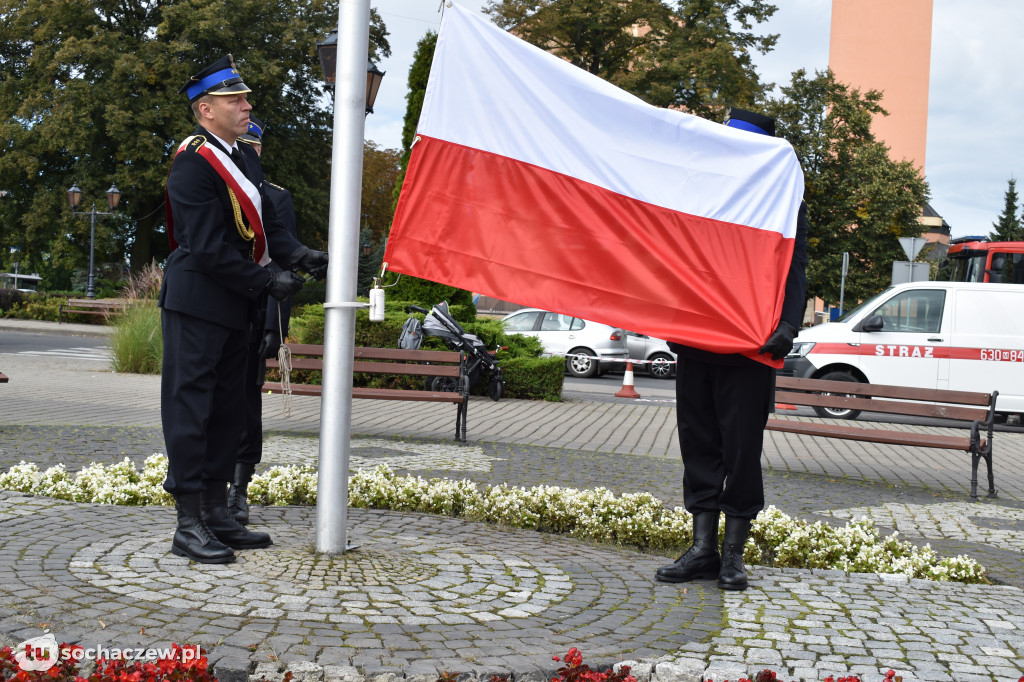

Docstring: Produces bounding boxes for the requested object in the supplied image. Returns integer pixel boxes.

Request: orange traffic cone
[615,362,641,398]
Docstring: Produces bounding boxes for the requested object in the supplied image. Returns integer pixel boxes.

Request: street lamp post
[66,183,120,298]
[316,30,386,116]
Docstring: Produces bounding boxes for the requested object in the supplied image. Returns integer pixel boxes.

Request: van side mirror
[854,314,884,333]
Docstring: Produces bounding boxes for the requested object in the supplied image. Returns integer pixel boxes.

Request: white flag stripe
[420,4,804,238]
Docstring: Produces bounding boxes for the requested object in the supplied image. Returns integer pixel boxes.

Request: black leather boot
[171,493,236,564]
[227,463,256,525]
[718,516,752,591]
[201,482,273,549]
[655,511,720,583]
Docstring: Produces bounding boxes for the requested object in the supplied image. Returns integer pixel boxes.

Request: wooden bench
[769,376,999,499]
[265,344,471,441]
[58,298,127,323]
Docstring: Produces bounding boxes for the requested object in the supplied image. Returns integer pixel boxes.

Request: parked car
[624,331,677,379]
[501,308,629,378]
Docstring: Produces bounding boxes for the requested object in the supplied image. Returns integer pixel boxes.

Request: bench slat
[776,376,993,406]
[355,346,461,363]
[263,383,465,403]
[353,387,465,403]
[774,390,990,422]
[266,358,462,377]
[766,418,981,451]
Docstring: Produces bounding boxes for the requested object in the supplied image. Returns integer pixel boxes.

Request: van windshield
[834,287,893,323]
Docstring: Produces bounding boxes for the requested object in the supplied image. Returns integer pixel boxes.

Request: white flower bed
[0,456,987,584]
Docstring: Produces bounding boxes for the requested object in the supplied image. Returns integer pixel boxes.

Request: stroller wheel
[427,376,460,393]
[489,378,505,402]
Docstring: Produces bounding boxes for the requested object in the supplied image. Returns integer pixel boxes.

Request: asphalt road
[0,329,111,361]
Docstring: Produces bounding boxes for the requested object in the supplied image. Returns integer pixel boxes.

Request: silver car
[501,308,629,378]
[624,331,677,379]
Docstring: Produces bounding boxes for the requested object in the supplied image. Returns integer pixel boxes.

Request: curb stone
[652,659,705,682]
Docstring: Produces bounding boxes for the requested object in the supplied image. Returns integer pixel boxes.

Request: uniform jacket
[262,181,298,339]
[161,126,302,330]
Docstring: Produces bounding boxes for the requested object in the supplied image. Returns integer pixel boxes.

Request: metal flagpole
[317,0,371,553]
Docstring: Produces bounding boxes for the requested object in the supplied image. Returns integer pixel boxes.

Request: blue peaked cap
[239,114,265,145]
[724,107,776,137]
[179,54,250,102]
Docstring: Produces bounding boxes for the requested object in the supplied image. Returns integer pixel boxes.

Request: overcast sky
[366,1,1024,240]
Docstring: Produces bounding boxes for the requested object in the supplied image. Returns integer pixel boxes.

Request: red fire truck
[940,237,1024,284]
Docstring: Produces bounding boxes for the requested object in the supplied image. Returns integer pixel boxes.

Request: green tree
[391,29,438,211]
[763,69,929,305]
[0,0,389,289]
[990,177,1023,242]
[633,0,778,118]
[483,0,778,118]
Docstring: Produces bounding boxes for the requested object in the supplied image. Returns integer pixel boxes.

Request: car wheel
[428,376,460,393]
[811,370,863,420]
[648,353,675,379]
[566,348,599,378]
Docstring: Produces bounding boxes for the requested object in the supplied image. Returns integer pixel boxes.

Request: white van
[782,281,1024,420]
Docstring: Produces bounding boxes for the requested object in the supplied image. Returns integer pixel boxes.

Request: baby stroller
[401,302,505,401]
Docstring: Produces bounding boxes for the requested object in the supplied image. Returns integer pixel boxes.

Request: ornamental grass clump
[0,457,987,583]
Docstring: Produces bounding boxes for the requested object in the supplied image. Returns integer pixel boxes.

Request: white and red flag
[385,3,804,362]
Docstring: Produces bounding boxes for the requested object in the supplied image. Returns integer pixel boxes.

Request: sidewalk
[1,320,1022,682]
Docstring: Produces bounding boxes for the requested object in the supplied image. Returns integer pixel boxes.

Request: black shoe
[171,493,235,564]
[656,511,720,583]
[718,516,752,591]
[227,463,255,525]
[202,482,273,549]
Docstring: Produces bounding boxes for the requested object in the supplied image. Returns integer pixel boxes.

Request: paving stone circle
[69,529,574,623]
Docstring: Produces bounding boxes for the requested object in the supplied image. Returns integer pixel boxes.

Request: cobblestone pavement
[1,326,1024,681]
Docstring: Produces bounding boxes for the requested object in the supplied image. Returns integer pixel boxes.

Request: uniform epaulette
[265,180,285,191]
[181,135,207,153]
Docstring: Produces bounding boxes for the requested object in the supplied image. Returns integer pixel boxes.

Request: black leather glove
[266,270,305,301]
[258,330,281,360]
[759,320,797,360]
[290,245,329,280]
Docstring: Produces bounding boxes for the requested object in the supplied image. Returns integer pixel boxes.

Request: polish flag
[385,3,804,362]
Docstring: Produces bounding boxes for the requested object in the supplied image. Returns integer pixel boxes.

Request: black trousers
[675,356,774,519]
[237,338,265,467]
[161,308,248,494]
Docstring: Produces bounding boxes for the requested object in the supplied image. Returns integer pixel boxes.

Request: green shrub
[0,289,27,314]
[109,302,163,374]
[2,293,66,322]
[498,356,564,400]
[387,275,476,318]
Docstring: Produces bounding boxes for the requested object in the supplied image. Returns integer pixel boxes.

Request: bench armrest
[970,390,998,456]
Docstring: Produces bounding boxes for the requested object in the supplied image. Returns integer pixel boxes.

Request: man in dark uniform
[228,114,311,525]
[162,55,329,564]
[656,107,808,591]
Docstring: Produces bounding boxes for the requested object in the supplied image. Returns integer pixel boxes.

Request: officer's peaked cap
[238,114,265,145]
[723,107,776,137]
[179,54,251,102]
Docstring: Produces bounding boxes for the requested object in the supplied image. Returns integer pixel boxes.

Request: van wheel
[812,371,863,420]
[566,348,599,378]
